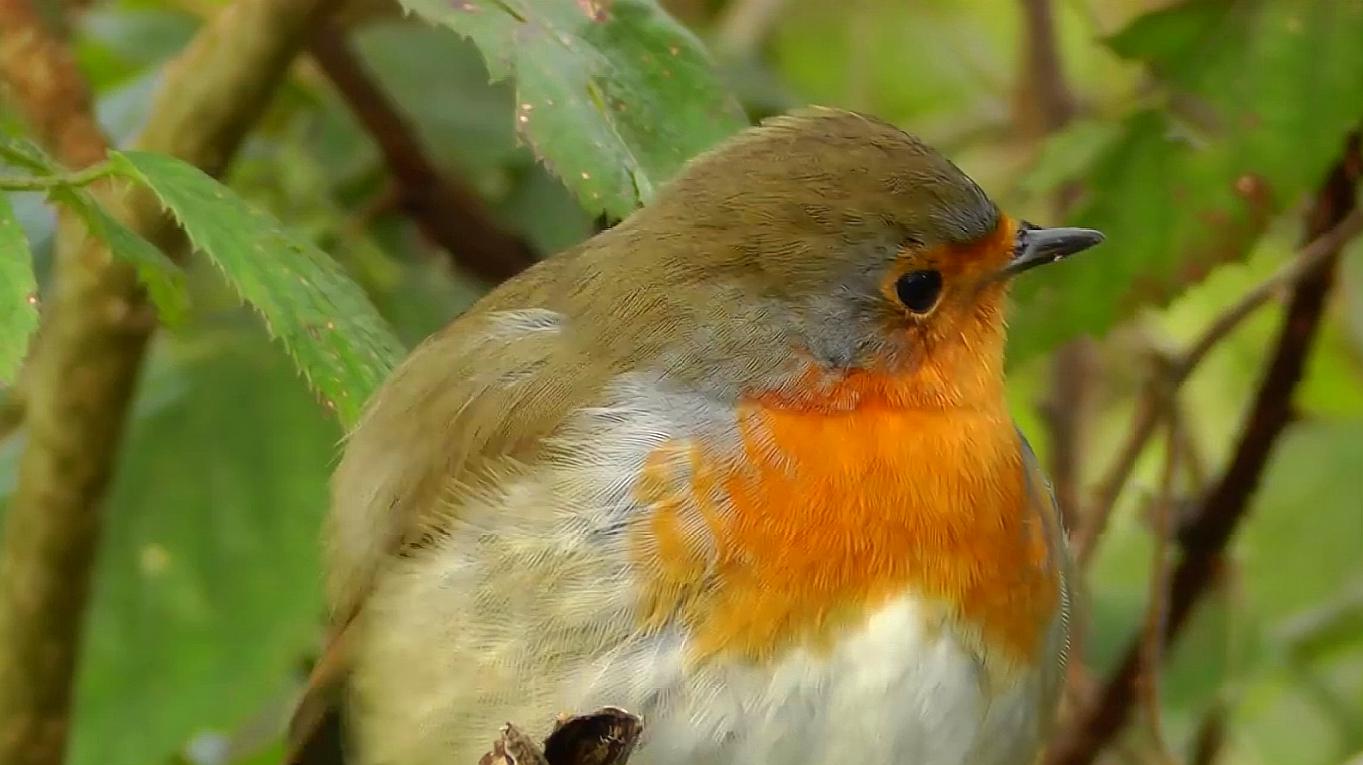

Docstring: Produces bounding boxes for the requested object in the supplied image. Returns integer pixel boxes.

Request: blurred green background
[2,0,1362,764]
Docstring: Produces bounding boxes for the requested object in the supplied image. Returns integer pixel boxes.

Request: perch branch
[479,708,643,765]
[0,0,339,763]
[309,24,538,284]
[1047,133,1363,765]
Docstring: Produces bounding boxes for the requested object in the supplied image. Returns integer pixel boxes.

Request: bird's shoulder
[322,231,734,617]
[328,302,594,613]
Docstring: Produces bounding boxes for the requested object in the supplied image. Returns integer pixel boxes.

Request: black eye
[895,270,943,314]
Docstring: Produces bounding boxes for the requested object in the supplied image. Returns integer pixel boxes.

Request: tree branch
[1047,132,1363,765]
[0,4,134,762]
[0,0,339,763]
[309,24,538,284]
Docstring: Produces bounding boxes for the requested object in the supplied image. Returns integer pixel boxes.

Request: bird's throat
[631,373,1060,668]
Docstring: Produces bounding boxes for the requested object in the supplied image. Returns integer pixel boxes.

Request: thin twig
[1139,418,1181,765]
[1075,371,1164,566]
[1047,132,1363,765]
[309,23,538,284]
[1172,204,1363,379]
[1169,398,1207,496]
[1278,583,1363,663]
[1187,704,1226,765]
[1075,202,1363,566]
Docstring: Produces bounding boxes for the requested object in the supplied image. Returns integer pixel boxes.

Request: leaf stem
[0,160,112,191]
[0,142,51,172]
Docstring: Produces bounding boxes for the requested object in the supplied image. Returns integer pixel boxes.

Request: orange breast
[631,371,1059,667]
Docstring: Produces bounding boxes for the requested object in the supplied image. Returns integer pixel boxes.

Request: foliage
[399,0,748,218]
[110,150,405,425]
[57,187,190,323]
[72,313,340,765]
[1009,0,1363,361]
[0,1,1361,765]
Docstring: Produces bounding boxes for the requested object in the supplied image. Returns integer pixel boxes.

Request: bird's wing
[1015,431,1066,536]
[1016,429,1075,683]
[287,254,622,763]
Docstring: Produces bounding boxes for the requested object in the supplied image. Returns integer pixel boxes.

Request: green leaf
[0,195,38,383]
[67,320,340,765]
[1107,0,1363,198]
[1241,421,1363,622]
[0,132,54,173]
[0,129,189,321]
[397,0,747,218]
[1009,0,1363,362]
[52,187,190,325]
[109,150,404,425]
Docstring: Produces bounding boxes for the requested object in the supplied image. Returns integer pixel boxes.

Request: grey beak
[999,225,1105,278]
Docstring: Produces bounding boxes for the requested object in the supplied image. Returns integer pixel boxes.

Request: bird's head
[619,107,1104,410]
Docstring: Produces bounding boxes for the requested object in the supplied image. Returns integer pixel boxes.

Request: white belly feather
[567,595,1061,765]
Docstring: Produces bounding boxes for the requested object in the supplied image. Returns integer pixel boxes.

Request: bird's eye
[894,270,943,314]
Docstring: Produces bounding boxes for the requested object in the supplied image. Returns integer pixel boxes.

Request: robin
[289,107,1102,765]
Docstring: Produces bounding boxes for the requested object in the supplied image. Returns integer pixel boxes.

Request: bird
[288,106,1103,765]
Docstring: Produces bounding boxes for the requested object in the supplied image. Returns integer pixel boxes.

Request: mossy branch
[0,0,339,763]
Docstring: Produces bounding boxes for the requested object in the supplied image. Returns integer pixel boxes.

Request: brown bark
[0,5,137,763]
[0,1,338,763]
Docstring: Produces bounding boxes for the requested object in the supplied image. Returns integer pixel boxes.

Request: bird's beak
[997,224,1105,279]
